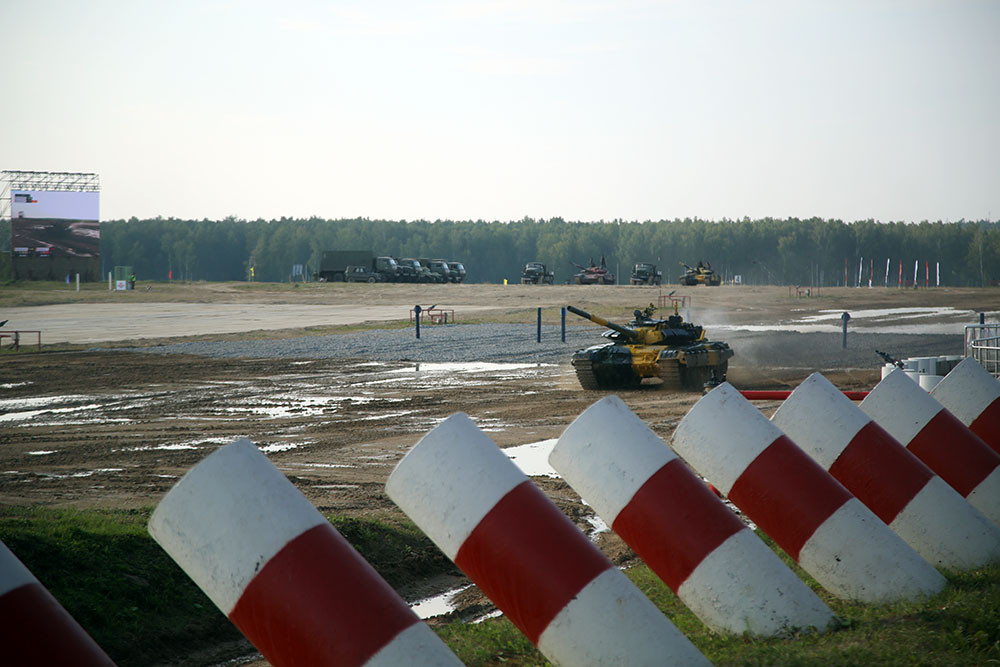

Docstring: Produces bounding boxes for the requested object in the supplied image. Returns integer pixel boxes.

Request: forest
[9,216,1000,287]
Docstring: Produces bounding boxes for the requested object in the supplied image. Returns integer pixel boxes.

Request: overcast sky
[2,1,997,223]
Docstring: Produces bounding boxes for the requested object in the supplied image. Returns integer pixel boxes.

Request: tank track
[572,360,603,390]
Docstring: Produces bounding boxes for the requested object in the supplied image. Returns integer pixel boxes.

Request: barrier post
[672,383,945,602]
[386,414,709,666]
[413,304,421,340]
[551,396,835,636]
[930,357,1000,455]
[860,369,1000,527]
[0,540,114,666]
[773,372,1000,569]
[537,307,541,343]
[561,307,566,342]
[149,439,461,667]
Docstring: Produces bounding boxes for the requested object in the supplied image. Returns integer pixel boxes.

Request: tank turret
[567,304,733,391]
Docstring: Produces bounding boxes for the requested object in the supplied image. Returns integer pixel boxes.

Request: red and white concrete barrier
[386,413,709,666]
[772,373,1000,569]
[930,357,1000,455]
[550,395,835,636]
[860,369,1000,527]
[672,383,945,603]
[149,438,461,667]
[0,539,114,666]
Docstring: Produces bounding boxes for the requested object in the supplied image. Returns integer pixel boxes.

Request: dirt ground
[0,283,993,664]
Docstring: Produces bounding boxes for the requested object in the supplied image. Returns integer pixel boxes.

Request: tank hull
[571,342,733,391]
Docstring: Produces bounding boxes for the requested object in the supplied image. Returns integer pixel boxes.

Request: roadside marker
[0,539,114,666]
[773,373,1000,569]
[550,395,835,636]
[930,357,1000,455]
[861,369,1000,527]
[149,438,461,667]
[386,413,709,666]
[672,383,946,602]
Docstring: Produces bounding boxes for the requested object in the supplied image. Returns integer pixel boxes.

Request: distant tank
[571,256,616,285]
[679,261,721,286]
[567,303,734,391]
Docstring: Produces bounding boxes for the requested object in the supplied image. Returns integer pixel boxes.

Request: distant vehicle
[318,251,399,282]
[343,265,382,283]
[398,258,440,283]
[419,258,453,283]
[630,262,662,286]
[447,261,467,283]
[393,257,419,282]
[572,256,615,285]
[521,262,554,284]
[679,261,721,286]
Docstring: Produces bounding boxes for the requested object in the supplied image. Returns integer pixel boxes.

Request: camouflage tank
[567,303,734,391]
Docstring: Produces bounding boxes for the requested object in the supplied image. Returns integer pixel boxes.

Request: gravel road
[121,322,964,372]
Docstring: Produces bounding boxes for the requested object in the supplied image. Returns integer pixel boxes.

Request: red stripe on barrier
[829,421,933,524]
[612,459,745,591]
[0,583,114,666]
[455,480,612,645]
[740,390,869,401]
[969,397,1000,456]
[906,410,1000,497]
[229,522,418,667]
[728,435,852,562]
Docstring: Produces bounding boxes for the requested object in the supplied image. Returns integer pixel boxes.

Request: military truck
[419,258,454,283]
[398,258,440,283]
[447,261,467,283]
[630,262,662,286]
[521,262,555,284]
[317,251,399,282]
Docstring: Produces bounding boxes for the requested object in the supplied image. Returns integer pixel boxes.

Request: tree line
[88,216,1000,287]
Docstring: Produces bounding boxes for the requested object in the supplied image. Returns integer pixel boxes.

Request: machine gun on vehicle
[875,349,906,369]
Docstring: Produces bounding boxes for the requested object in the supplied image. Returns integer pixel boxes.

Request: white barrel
[672,383,945,602]
[773,373,1000,569]
[916,357,937,375]
[918,374,944,391]
[149,438,461,667]
[551,395,834,636]
[386,413,709,666]
[931,357,1000,455]
[0,540,114,666]
[861,369,1000,527]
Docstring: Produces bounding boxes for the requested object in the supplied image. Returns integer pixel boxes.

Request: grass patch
[3,506,998,665]
[0,506,458,666]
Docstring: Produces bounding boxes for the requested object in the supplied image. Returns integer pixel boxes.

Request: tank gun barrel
[566,305,637,340]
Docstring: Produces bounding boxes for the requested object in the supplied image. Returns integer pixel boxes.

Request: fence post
[561,307,566,343]
[537,307,541,343]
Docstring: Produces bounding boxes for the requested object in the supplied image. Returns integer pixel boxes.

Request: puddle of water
[285,462,354,469]
[357,410,419,421]
[258,443,302,453]
[0,382,31,389]
[0,403,103,423]
[410,584,473,619]
[585,513,610,537]
[711,306,979,335]
[26,450,56,456]
[472,609,505,624]
[503,439,559,478]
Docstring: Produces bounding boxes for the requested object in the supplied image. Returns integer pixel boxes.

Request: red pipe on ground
[740,390,870,401]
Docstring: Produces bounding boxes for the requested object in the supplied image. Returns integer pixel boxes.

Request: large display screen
[10,190,100,258]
